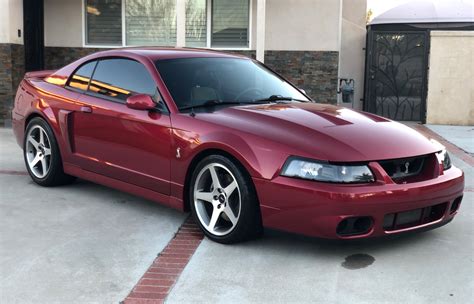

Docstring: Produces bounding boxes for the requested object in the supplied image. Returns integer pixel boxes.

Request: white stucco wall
[426,31,474,125]
[0,0,23,44]
[338,0,367,109]
[0,0,9,43]
[44,0,83,47]
[42,0,346,52]
[265,0,340,51]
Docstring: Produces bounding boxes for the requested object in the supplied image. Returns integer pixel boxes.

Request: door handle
[80,106,92,113]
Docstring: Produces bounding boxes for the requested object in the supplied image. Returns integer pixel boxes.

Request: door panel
[366,32,428,122]
[72,94,172,195]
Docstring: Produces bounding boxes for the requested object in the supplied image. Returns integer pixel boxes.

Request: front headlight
[430,139,452,170]
[281,157,375,183]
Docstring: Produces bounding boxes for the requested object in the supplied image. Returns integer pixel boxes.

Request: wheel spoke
[40,157,49,175]
[208,166,221,189]
[224,205,238,225]
[195,191,214,204]
[43,147,52,156]
[224,180,237,196]
[208,208,222,231]
[30,154,41,167]
[28,136,40,149]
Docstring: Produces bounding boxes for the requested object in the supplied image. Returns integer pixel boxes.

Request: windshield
[155,57,309,111]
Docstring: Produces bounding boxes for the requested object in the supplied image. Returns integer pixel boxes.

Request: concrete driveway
[0,129,187,303]
[1,126,473,304]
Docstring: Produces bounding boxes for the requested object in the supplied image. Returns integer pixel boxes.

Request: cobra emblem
[404,162,410,174]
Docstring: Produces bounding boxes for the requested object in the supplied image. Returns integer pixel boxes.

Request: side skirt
[63,163,184,211]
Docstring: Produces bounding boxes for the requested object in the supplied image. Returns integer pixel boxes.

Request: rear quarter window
[68,60,97,91]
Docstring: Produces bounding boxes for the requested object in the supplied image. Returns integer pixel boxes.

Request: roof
[370,0,474,25]
[109,47,248,61]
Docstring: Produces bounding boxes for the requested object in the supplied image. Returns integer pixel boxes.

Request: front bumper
[253,165,464,239]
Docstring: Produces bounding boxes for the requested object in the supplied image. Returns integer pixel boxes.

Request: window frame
[82,0,253,50]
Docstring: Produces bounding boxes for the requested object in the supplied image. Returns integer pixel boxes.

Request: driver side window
[89,58,161,103]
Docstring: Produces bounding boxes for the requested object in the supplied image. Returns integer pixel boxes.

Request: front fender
[170,116,291,188]
[194,131,262,177]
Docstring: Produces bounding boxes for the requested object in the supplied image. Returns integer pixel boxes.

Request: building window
[211,0,249,48]
[85,0,122,45]
[84,0,250,48]
[126,0,177,46]
[185,0,207,47]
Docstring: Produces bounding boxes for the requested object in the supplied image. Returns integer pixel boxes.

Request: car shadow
[36,178,449,258]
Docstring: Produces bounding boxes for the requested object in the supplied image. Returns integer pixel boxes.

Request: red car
[12,48,464,243]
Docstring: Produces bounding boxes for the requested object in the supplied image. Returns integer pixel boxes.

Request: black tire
[23,117,76,187]
[189,154,263,244]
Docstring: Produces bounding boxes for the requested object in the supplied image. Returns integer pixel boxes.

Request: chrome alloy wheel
[193,163,241,236]
[25,125,52,178]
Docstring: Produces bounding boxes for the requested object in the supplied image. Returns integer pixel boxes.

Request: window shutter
[126,0,177,46]
[186,0,207,47]
[211,0,249,47]
[86,0,122,45]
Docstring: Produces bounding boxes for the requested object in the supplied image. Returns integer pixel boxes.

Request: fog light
[337,216,373,236]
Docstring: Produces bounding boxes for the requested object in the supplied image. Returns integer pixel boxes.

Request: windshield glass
[155,57,309,111]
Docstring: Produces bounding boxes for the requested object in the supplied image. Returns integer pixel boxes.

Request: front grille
[383,202,447,231]
[378,154,437,183]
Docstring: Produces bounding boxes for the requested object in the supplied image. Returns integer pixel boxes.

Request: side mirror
[126,94,156,111]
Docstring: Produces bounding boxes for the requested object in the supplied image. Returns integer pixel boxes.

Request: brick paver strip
[412,124,474,167]
[0,170,28,175]
[122,217,204,304]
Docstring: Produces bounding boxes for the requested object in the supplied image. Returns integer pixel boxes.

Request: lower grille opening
[337,216,373,236]
[383,202,447,231]
[450,196,463,214]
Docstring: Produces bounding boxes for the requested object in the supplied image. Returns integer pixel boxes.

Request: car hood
[196,103,439,162]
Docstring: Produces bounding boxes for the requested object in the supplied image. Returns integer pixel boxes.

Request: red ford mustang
[12,48,464,243]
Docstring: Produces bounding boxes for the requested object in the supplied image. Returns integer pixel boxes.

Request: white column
[176,0,186,47]
[256,0,266,62]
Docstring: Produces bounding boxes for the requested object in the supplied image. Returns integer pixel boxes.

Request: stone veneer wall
[44,47,106,70]
[44,47,339,104]
[0,44,24,125]
[265,51,338,104]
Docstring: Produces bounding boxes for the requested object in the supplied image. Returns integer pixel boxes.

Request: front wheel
[190,155,262,244]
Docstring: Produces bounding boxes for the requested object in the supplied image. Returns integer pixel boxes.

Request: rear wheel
[24,117,76,186]
[190,155,262,244]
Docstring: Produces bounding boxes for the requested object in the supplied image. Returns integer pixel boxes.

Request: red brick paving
[122,217,204,304]
[0,170,28,175]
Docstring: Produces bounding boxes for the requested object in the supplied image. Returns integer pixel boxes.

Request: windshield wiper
[179,100,258,111]
[253,95,308,103]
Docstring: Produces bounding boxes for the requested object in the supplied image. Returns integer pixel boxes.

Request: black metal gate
[365,31,428,122]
